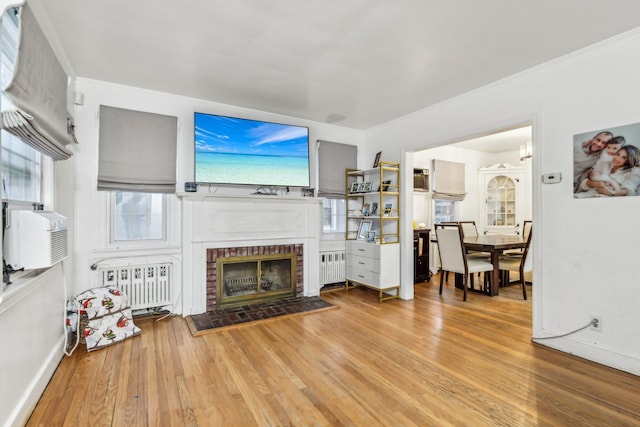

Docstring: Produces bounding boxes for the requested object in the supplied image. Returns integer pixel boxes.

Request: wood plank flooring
[26,275,640,426]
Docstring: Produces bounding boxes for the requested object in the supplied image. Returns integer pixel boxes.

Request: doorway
[409,124,534,303]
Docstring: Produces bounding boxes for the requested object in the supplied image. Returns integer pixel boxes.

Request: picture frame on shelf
[357,182,366,192]
[350,181,360,193]
[383,203,393,216]
[357,220,372,240]
[363,181,372,192]
[371,202,378,216]
[373,151,382,168]
[366,231,376,243]
[378,180,392,192]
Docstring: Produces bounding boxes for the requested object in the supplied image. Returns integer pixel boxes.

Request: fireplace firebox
[207,244,304,311]
[217,253,296,308]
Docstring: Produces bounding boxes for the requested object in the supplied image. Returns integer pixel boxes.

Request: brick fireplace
[179,193,321,316]
[206,244,304,312]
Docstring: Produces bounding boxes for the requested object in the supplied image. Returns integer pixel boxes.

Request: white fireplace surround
[179,193,322,315]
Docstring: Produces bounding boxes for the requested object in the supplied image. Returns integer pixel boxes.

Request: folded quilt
[72,286,141,352]
[76,286,130,319]
[83,307,141,352]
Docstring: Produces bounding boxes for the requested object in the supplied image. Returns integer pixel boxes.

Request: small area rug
[186,296,335,335]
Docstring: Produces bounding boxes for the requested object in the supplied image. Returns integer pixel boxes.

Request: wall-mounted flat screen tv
[194,112,310,187]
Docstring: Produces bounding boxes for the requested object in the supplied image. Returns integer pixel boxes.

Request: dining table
[463,234,527,296]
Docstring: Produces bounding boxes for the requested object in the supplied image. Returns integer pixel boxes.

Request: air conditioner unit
[4,210,68,270]
[413,168,429,191]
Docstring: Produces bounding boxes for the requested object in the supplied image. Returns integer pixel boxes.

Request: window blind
[1,4,75,160]
[98,105,178,193]
[432,159,466,201]
[317,140,357,198]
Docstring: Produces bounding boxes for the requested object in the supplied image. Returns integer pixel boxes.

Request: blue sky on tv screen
[195,113,309,158]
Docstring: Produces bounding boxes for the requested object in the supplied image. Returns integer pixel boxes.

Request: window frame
[108,191,168,247]
[322,197,347,237]
[434,199,458,224]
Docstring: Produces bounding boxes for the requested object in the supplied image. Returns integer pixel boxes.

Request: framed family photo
[573,121,640,199]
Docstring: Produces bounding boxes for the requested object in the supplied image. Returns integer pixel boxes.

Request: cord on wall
[532,318,597,340]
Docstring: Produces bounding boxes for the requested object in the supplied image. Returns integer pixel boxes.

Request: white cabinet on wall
[479,163,526,235]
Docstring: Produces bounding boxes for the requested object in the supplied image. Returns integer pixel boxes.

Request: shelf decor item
[357,220,372,240]
[350,181,360,193]
[379,180,391,192]
[373,151,382,168]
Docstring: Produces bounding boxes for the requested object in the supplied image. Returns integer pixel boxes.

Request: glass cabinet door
[486,175,516,227]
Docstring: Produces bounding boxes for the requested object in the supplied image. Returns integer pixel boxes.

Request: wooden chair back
[522,220,532,241]
[459,221,479,237]
[435,224,466,275]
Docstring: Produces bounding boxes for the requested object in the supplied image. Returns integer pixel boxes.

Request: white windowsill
[0,266,53,315]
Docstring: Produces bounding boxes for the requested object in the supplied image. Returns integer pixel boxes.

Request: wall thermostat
[542,173,562,184]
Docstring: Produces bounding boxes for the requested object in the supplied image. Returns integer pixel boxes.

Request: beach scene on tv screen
[195,113,310,186]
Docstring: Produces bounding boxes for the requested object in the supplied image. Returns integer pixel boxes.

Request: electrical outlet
[590,315,602,332]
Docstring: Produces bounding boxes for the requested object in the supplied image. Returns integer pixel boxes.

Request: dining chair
[522,220,532,241]
[504,220,532,256]
[459,221,478,237]
[459,221,491,280]
[435,223,494,301]
[438,221,488,282]
[498,226,533,300]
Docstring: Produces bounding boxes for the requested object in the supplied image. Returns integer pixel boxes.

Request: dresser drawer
[348,254,380,273]
[346,266,380,287]
[346,240,379,259]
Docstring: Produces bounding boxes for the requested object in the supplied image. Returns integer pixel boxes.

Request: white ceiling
[30,0,640,131]
[452,125,531,154]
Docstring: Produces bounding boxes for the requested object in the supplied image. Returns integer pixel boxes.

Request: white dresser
[346,240,400,301]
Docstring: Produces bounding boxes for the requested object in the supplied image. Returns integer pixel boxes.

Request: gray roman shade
[432,159,466,201]
[1,3,75,160]
[98,105,178,193]
[317,140,357,198]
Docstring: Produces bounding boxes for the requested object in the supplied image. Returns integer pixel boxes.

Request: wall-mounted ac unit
[4,210,68,270]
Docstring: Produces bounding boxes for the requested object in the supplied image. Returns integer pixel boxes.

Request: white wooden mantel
[178,192,322,315]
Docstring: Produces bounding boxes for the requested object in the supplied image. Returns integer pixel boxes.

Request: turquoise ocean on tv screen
[195,152,309,186]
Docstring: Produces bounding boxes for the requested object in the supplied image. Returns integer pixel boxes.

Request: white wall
[0,107,77,427]
[366,30,640,375]
[0,265,68,427]
[72,78,365,303]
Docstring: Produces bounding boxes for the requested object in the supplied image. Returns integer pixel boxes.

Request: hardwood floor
[27,275,640,426]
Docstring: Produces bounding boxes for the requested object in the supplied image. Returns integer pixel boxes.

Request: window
[322,198,346,234]
[1,7,44,203]
[1,131,42,202]
[111,192,166,242]
[317,140,355,236]
[434,199,457,224]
